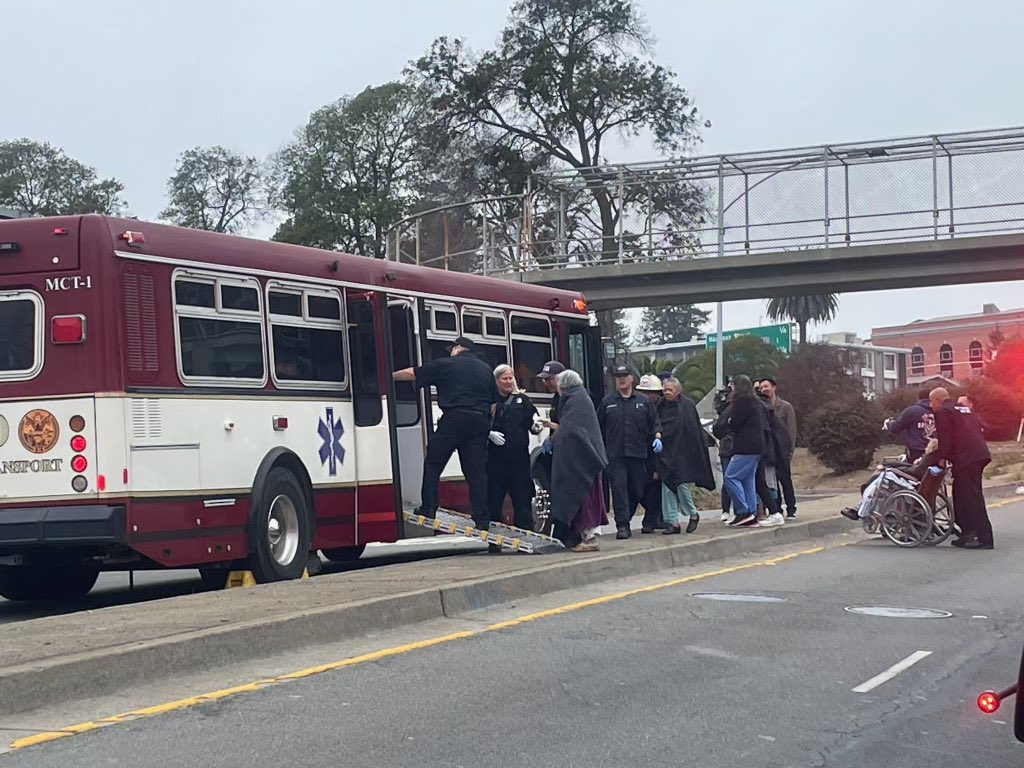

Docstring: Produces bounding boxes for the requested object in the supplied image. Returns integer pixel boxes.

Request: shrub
[964,376,1024,441]
[805,398,884,474]
[775,344,865,447]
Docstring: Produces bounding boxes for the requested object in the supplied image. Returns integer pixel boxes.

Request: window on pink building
[969,340,984,370]
[939,343,953,376]
[911,346,924,376]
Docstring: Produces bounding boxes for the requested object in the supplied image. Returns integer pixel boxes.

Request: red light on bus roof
[978,691,1000,714]
[71,455,88,474]
[51,315,86,344]
[118,231,145,246]
[71,435,87,453]
[53,227,68,236]
[573,299,587,313]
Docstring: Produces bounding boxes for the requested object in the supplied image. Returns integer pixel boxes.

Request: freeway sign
[705,323,793,355]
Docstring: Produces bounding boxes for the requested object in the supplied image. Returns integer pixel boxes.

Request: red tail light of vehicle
[52,315,86,344]
[71,455,88,474]
[978,691,1000,714]
[70,435,87,452]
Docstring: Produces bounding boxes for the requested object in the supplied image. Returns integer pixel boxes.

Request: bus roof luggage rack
[402,508,565,554]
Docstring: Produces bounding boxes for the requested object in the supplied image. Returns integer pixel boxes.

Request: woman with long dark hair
[712,375,764,527]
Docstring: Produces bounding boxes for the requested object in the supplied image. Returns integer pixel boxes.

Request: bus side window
[347,300,383,427]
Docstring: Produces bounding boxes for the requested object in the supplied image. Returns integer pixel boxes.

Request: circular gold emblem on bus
[19,409,60,454]
[0,415,8,448]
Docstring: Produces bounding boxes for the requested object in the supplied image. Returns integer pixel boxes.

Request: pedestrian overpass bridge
[387,126,1024,310]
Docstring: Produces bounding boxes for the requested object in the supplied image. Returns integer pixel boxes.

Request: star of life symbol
[318,407,345,476]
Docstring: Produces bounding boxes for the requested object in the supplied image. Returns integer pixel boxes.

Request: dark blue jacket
[888,399,935,459]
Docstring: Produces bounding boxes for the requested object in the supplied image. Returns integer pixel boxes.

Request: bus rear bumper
[0,505,127,547]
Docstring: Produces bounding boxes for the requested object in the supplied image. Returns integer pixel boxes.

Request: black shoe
[786,510,797,518]
[654,521,670,530]
[473,517,490,531]
[686,514,700,534]
[959,535,994,550]
[840,507,860,522]
[663,524,682,535]
[641,526,656,534]
[413,507,436,520]
[616,527,632,540]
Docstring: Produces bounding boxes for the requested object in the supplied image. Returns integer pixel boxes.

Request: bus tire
[321,545,366,562]
[248,467,311,583]
[0,562,99,602]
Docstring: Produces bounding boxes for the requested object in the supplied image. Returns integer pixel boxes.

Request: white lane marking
[851,650,932,693]
[684,645,742,660]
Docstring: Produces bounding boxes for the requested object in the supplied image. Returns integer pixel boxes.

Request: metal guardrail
[385,126,1024,274]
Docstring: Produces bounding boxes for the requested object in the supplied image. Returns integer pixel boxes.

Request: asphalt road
[0,537,486,625]
[4,503,1023,767]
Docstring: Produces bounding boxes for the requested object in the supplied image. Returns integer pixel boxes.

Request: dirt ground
[790,441,1024,492]
[688,442,1024,511]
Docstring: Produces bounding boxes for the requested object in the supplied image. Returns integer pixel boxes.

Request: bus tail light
[70,415,86,432]
[52,315,86,344]
[71,455,88,474]
[71,435,87,452]
[118,231,145,246]
[71,476,88,493]
[97,474,107,492]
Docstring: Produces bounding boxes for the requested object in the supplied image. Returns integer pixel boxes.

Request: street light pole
[716,160,725,390]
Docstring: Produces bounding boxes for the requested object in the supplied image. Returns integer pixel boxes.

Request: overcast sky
[6,0,1023,340]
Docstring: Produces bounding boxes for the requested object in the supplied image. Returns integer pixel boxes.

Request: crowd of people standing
[395,337,805,551]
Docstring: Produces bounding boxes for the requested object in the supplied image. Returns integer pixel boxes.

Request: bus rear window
[0,292,42,380]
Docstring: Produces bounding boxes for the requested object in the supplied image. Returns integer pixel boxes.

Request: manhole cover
[691,592,786,603]
[844,606,952,619]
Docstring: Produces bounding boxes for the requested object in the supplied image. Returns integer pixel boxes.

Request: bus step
[402,509,565,554]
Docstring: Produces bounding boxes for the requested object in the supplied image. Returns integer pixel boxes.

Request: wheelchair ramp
[402,508,565,554]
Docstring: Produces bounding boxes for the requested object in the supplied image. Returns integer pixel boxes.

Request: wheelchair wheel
[923,487,955,546]
[881,491,934,548]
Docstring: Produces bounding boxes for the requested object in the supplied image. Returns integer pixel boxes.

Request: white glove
[488,431,506,446]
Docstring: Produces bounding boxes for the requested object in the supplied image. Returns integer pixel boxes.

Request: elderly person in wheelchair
[839,438,955,547]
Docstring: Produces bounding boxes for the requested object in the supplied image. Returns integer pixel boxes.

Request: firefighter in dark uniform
[487,364,543,533]
[930,387,993,549]
[393,336,498,528]
[598,365,663,539]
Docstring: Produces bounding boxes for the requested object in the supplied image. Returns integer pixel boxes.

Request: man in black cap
[537,360,566,449]
[394,336,498,528]
[598,365,663,539]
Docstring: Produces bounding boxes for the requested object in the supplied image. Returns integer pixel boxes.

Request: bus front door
[387,300,427,515]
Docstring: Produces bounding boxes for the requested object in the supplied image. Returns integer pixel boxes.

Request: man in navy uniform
[598,365,663,539]
[930,387,993,549]
[394,336,497,529]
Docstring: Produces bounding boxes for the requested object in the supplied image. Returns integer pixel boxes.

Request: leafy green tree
[273,82,439,257]
[774,343,864,446]
[412,0,705,261]
[806,398,883,474]
[765,294,839,345]
[675,335,784,401]
[160,146,267,234]
[633,305,709,347]
[0,139,124,216]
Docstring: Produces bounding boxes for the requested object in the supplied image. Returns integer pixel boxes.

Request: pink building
[871,304,1024,384]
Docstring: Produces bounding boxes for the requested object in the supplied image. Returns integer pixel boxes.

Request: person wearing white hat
[636,374,668,533]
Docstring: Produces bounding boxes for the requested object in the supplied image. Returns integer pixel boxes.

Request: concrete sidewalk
[0,493,861,716]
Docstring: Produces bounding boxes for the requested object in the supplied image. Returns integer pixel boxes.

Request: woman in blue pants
[712,376,764,527]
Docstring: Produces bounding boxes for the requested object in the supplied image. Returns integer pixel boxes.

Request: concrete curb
[0,517,856,716]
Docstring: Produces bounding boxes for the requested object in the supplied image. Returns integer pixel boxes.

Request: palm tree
[766,294,839,345]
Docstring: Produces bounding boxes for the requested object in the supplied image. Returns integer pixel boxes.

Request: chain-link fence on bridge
[385,127,1024,275]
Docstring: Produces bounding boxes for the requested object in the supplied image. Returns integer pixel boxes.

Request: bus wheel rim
[267,494,299,567]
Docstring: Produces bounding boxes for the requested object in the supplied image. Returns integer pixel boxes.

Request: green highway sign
[705,323,793,355]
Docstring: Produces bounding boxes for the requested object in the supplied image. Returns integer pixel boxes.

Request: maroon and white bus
[0,215,603,600]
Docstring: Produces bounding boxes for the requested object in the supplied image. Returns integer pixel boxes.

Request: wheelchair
[861,459,956,548]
